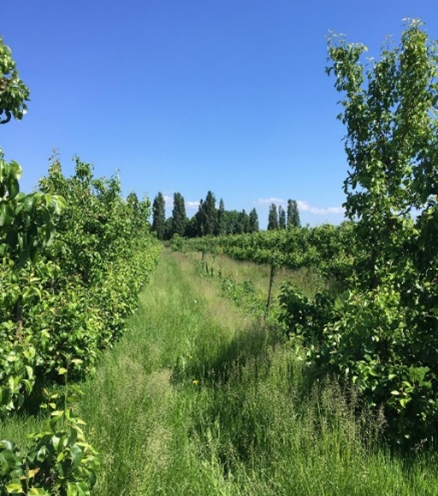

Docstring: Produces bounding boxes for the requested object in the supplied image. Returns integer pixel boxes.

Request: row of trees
[152,190,260,239]
[173,222,357,283]
[267,199,301,230]
[0,38,160,493]
[152,192,302,239]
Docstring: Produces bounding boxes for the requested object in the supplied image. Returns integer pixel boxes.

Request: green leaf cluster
[0,38,30,124]
[280,286,438,446]
[0,389,99,495]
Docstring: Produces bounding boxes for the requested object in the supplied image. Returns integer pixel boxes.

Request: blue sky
[1,0,436,227]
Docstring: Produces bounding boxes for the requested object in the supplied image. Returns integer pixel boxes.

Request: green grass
[0,413,46,447]
[76,249,438,495]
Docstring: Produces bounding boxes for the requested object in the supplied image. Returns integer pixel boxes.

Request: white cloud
[186,200,200,210]
[297,200,344,215]
[163,195,173,207]
[161,193,199,211]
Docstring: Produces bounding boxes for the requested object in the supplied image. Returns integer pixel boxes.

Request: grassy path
[80,249,250,494]
[79,250,438,495]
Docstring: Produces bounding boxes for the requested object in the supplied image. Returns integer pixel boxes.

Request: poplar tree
[151,192,166,240]
[216,198,226,235]
[249,208,259,233]
[223,210,240,234]
[287,199,301,228]
[201,191,217,235]
[235,209,249,234]
[171,192,187,237]
[267,203,278,230]
[194,199,204,237]
[278,206,286,229]
[164,217,173,240]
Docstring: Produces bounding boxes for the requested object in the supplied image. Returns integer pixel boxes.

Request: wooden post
[266,263,275,317]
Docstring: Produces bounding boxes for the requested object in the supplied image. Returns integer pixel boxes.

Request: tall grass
[71,249,438,495]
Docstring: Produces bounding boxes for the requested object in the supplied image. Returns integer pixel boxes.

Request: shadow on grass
[171,318,283,388]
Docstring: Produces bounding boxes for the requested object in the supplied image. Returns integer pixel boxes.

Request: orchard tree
[152,192,166,240]
[267,203,278,230]
[327,19,438,289]
[126,191,140,217]
[0,38,65,416]
[325,19,438,444]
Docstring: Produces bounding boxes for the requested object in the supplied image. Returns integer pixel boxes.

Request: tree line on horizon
[151,191,301,240]
[267,200,301,230]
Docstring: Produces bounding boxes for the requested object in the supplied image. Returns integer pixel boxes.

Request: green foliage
[317,288,438,446]
[0,333,36,416]
[195,190,217,236]
[174,18,438,448]
[178,223,359,285]
[267,203,278,230]
[215,198,226,235]
[151,192,166,240]
[278,281,438,447]
[288,19,438,447]
[278,205,286,229]
[86,249,438,495]
[327,18,438,290]
[0,152,66,415]
[278,281,336,345]
[0,152,66,265]
[216,274,266,316]
[235,209,249,234]
[220,209,252,235]
[287,199,300,228]
[180,194,259,238]
[0,38,30,125]
[0,157,160,491]
[171,192,187,237]
[248,207,259,233]
[0,37,160,493]
[0,387,99,495]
